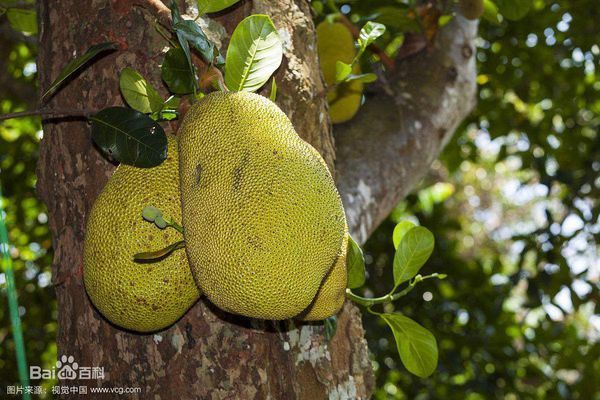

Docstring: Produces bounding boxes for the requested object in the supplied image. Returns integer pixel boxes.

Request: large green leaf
[393,226,434,285]
[6,8,37,34]
[225,14,283,92]
[380,313,438,378]
[119,68,164,114]
[161,48,195,94]
[495,0,532,20]
[392,220,416,249]
[41,42,117,101]
[89,107,167,168]
[347,235,366,289]
[198,0,241,14]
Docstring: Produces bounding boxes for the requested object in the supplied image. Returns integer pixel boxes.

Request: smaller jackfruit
[84,135,200,332]
[317,21,363,124]
[459,0,484,20]
[301,230,348,321]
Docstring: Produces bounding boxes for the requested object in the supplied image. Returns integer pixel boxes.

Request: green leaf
[380,313,438,378]
[198,0,241,13]
[154,215,167,229]
[142,206,161,222]
[119,68,164,114]
[392,220,416,249]
[6,8,37,34]
[393,226,434,285]
[133,240,185,262]
[344,73,377,84]
[225,14,283,92]
[358,21,386,51]
[269,78,277,102]
[41,42,117,101]
[347,235,366,289]
[438,15,454,27]
[89,107,167,168]
[170,2,196,87]
[495,0,532,20]
[173,19,220,65]
[335,61,352,83]
[162,47,195,94]
[324,316,338,341]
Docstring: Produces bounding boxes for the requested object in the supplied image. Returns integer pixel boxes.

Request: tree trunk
[36,0,476,398]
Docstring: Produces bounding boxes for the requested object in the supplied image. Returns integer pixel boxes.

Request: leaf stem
[346,273,446,307]
[0,109,94,122]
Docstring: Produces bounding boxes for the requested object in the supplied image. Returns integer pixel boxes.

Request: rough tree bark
[36,0,476,398]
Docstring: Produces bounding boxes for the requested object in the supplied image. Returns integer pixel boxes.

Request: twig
[0,109,94,121]
[133,0,173,28]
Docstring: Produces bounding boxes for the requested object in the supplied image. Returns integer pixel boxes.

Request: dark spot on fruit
[195,163,203,185]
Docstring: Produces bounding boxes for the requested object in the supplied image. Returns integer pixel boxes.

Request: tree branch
[133,0,172,28]
[335,16,479,243]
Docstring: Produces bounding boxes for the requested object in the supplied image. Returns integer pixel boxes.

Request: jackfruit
[301,229,348,321]
[178,91,346,320]
[84,135,200,332]
[317,20,363,124]
[459,0,484,20]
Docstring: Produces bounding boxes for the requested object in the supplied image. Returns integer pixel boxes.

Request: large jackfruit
[317,20,363,124]
[84,136,200,332]
[178,91,346,320]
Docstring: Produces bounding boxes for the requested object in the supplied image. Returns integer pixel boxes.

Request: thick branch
[335,16,478,243]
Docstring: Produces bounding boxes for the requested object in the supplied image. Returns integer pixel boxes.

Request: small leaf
[42,42,117,101]
[162,47,195,94]
[198,0,241,13]
[335,61,352,83]
[392,220,416,249]
[438,15,454,27]
[324,316,338,341]
[393,226,434,285]
[154,215,167,229]
[164,95,180,109]
[142,206,161,222]
[269,78,277,102]
[89,107,167,168]
[344,73,377,84]
[380,313,438,378]
[225,14,283,92]
[6,8,37,34]
[495,0,531,20]
[134,240,185,262]
[358,21,386,51]
[119,68,164,114]
[347,235,366,289]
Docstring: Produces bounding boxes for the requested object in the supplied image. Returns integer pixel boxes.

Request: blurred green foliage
[0,9,57,396]
[1,0,598,399]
